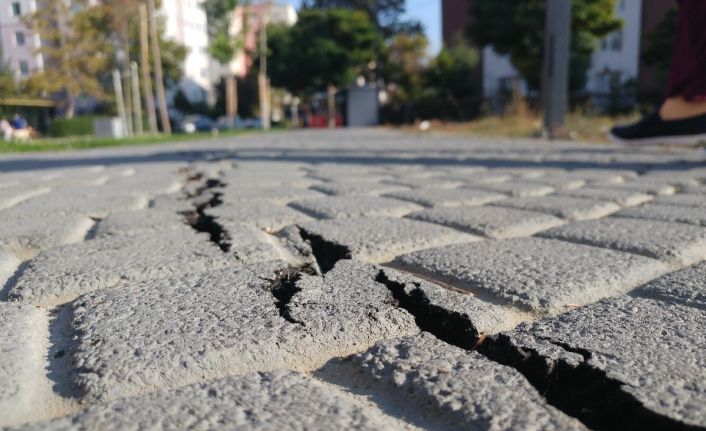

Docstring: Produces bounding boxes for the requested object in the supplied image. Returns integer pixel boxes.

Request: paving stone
[310,181,409,197]
[563,169,637,184]
[0,186,50,210]
[495,295,706,428]
[20,371,409,430]
[614,203,706,227]
[653,193,706,208]
[632,261,706,310]
[0,212,95,259]
[0,303,46,427]
[69,261,418,401]
[464,181,555,197]
[408,206,565,239]
[207,201,313,231]
[381,176,466,189]
[609,178,679,195]
[93,209,188,239]
[289,196,423,219]
[147,193,194,212]
[8,227,238,306]
[319,333,585,430]
[559,186,652,207]
[536,217,706,265]
[383,188,506,208]
[10,186,148,217]
[391,237,668,314]
[491,195,621,220]
[524,176,586,191]
[289,216,479,264]
[220,185,324,204]
[438,171,513,185]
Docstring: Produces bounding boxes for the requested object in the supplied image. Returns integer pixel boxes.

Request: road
[1,129,705,429]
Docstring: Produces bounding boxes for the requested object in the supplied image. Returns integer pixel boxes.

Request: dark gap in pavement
[375,269,480,350]
[83,217,103,241]
[269,265,316,325]
[477,334,701,431]
[297,228,351,274]
[182,176,231,252]
[375,269,699,431]
[0,261,30,301]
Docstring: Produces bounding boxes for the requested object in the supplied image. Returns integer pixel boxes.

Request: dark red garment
[665,0,706,101]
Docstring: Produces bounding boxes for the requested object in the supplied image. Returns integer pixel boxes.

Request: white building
[0,0,43,80]
[161,0,212,103]
[482,0,643,109]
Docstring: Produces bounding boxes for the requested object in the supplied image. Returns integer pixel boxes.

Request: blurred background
[0,0,676,144]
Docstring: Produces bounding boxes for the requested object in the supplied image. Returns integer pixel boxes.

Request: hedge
[49,116,97,137]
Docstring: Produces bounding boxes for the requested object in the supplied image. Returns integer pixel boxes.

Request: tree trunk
[226,74,238,123]
[139,4,158,134]
[327,83,336,129]
[147,0,171,134]
[65,93,75,119]
[122,38,134,137]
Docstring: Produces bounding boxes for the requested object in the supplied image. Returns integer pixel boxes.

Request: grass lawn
[398,113,642,143]
[0,129,257,154]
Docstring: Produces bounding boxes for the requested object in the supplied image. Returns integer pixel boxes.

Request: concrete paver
[491,195,621,220]
[537,217,706,265]
[391,237,668,314]
[632,261,706,310]
[615,203,706,226]
[408,205,565,238]
[289,195,423,219]
[383,188,506,208]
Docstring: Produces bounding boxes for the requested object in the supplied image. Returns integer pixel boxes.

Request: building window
[611,31,623,51]
[12,2,21,16]
[15,32,25,46]
[19,61,29,76]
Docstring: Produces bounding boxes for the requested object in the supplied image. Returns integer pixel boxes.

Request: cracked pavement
[1,129,705,430]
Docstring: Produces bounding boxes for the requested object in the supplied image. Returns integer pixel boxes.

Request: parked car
[179,115,217,134]
[215,116,262,130]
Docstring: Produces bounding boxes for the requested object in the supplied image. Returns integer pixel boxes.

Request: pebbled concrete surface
[1,129,705,429]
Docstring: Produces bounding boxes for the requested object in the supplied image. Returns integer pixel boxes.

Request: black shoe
[609,111,706,146]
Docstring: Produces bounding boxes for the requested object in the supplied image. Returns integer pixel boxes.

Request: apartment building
[161,0,212,103]
[442,0,674,109]
[0,0,43,80]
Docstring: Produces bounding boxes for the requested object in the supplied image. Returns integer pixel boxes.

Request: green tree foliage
[202,0,241,65]
[417,42,481,121]
[640,6,676,103]
[300,0,421,37]
[24,0,114,117]
[0,57,18,98]
[379,32,428,122]
[467,0,622,94]
[267,9,378,95]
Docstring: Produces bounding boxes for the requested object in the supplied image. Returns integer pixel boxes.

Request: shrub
[49,116,96,137]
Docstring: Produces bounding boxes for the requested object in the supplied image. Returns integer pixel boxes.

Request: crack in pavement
[297,227,351,274]
[374,267,701,431]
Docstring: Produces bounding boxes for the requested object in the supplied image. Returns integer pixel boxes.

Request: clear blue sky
[286,0,442,54]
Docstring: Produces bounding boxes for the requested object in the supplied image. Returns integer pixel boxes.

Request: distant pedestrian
[610,0,706,145]
[11,113,27,130]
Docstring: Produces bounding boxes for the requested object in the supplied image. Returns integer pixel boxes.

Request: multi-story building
[161,0,212,103]
[441,0,674,110]
[227,3,297,78]
[0,0,43,81]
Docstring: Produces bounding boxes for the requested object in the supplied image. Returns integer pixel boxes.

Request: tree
[203,0,242,122]
[467,0,622,95]
[641,6,677,105]
[301,0,421,38]
[380,32,428,123]
[268,9,378,127]
[24,0,114,117]
[417,41,481,121]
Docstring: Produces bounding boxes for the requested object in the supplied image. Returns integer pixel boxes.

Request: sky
[286,0,442,54]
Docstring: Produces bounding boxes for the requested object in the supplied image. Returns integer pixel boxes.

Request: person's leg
[660,0,706,119]
[610,0,706,144]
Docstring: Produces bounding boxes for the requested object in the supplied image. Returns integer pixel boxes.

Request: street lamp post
[541,0,571,139]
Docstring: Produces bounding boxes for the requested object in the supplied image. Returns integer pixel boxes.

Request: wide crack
[297,228,351,274]
[269,265,317,325]
[182,177,231,252]
[477,335,700,431]
[375,269,480,349]
[375,269,700,431]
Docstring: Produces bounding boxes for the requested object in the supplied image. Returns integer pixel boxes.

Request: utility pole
[131,61,144,136]
[147,0,171,134]
[258,4,271,130]
[140,4,158,134]
[122,43,134,137]
[541,0,571,139]
[112,69,128,137]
